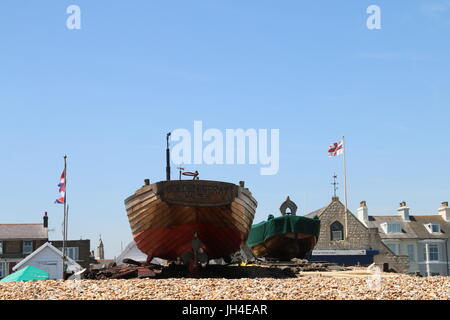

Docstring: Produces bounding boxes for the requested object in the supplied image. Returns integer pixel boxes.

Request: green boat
[247,197,320,260]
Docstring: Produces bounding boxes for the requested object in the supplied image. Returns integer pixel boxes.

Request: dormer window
[382,222,402,234]
[425,223,441,234]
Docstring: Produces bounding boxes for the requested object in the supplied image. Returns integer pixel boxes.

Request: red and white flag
[55,170,66,204]
[328,140,344,157]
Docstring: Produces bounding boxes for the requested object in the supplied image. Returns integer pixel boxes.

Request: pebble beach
[0,269,449,300]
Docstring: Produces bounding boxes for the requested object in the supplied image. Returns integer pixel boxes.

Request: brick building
[0,213,49,279]
[1,212,93,278]
[50,239,92,269]
[305,196,409,273]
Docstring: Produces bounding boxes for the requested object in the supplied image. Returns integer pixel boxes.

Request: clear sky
[1,1,449,258]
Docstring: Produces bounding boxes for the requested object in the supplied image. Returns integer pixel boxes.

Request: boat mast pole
[166,132,171,181]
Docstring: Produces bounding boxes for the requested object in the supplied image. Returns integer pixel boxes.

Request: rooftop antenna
[166,132,171,181]
[331,173,339,197]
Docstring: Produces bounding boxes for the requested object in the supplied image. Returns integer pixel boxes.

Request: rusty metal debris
[84,263,157,280]
[83,258,348,280]
[255,258,351,273]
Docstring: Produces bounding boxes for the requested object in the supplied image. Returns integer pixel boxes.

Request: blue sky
[1,1,449,258]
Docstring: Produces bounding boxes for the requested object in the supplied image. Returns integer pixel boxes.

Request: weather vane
[331,173,339,197]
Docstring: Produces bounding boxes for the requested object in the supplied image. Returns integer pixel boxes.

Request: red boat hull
[134,223,242,260]
[125,180,257,261]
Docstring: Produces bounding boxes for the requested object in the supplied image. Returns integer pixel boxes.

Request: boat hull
[249,233,318,260]
[247,215,320,261]
[125,180,257,261]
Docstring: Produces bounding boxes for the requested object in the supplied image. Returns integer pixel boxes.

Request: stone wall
[311,197,409,273]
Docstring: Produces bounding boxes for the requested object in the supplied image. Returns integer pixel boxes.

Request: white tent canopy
[115,241,163,266]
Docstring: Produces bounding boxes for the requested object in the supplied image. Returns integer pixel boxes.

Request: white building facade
[358,201,450,276]
[12,242,82,280]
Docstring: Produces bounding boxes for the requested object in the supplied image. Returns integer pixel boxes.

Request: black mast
[166,132,171,180]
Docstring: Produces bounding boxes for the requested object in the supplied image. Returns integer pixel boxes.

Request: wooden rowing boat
[124,179,257,266]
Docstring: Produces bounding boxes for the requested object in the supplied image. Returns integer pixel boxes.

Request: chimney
[357,201,368,224]
[43,211,48,228]
[438,202,450,221]
[397,201,410,221]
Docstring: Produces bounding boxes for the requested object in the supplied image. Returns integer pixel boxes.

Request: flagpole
[66,205,69,256]
[342,136,348,238]
[62,155,67,280]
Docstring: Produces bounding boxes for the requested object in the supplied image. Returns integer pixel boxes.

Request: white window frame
[424,223,441,234]
[428,244,439,261]
[67,247,79,260]
[386,223,402,234]
[431,224,440,233]
[23,241,33,254]
[58,247,79,261]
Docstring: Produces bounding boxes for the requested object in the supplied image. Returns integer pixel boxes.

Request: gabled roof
[304,206,328,218]
[367,215,450,239]
[0,223,48,240]
[303,197,344,219]
[13,242,81,272]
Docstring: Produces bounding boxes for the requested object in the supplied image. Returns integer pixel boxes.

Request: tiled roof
[304,206,328,218]
[0,223,48,240]
[366,215,450,239]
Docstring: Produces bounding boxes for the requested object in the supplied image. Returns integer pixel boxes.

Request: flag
[55,170,66,204]
[58,170,65,188]
[328,140,344,157]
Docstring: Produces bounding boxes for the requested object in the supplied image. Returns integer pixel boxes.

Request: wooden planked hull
[125,180,257,261]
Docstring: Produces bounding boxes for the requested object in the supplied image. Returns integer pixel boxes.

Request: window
[58,247,79,260]
[330,221,344,241]
[428,245,439,261]
[0,241,3,255]
[23,241,33,254]
[407,245,415,262]
[431,224,440,233]
[386,223,402,234]
[0,262,6,279]
[425,223,441,234]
